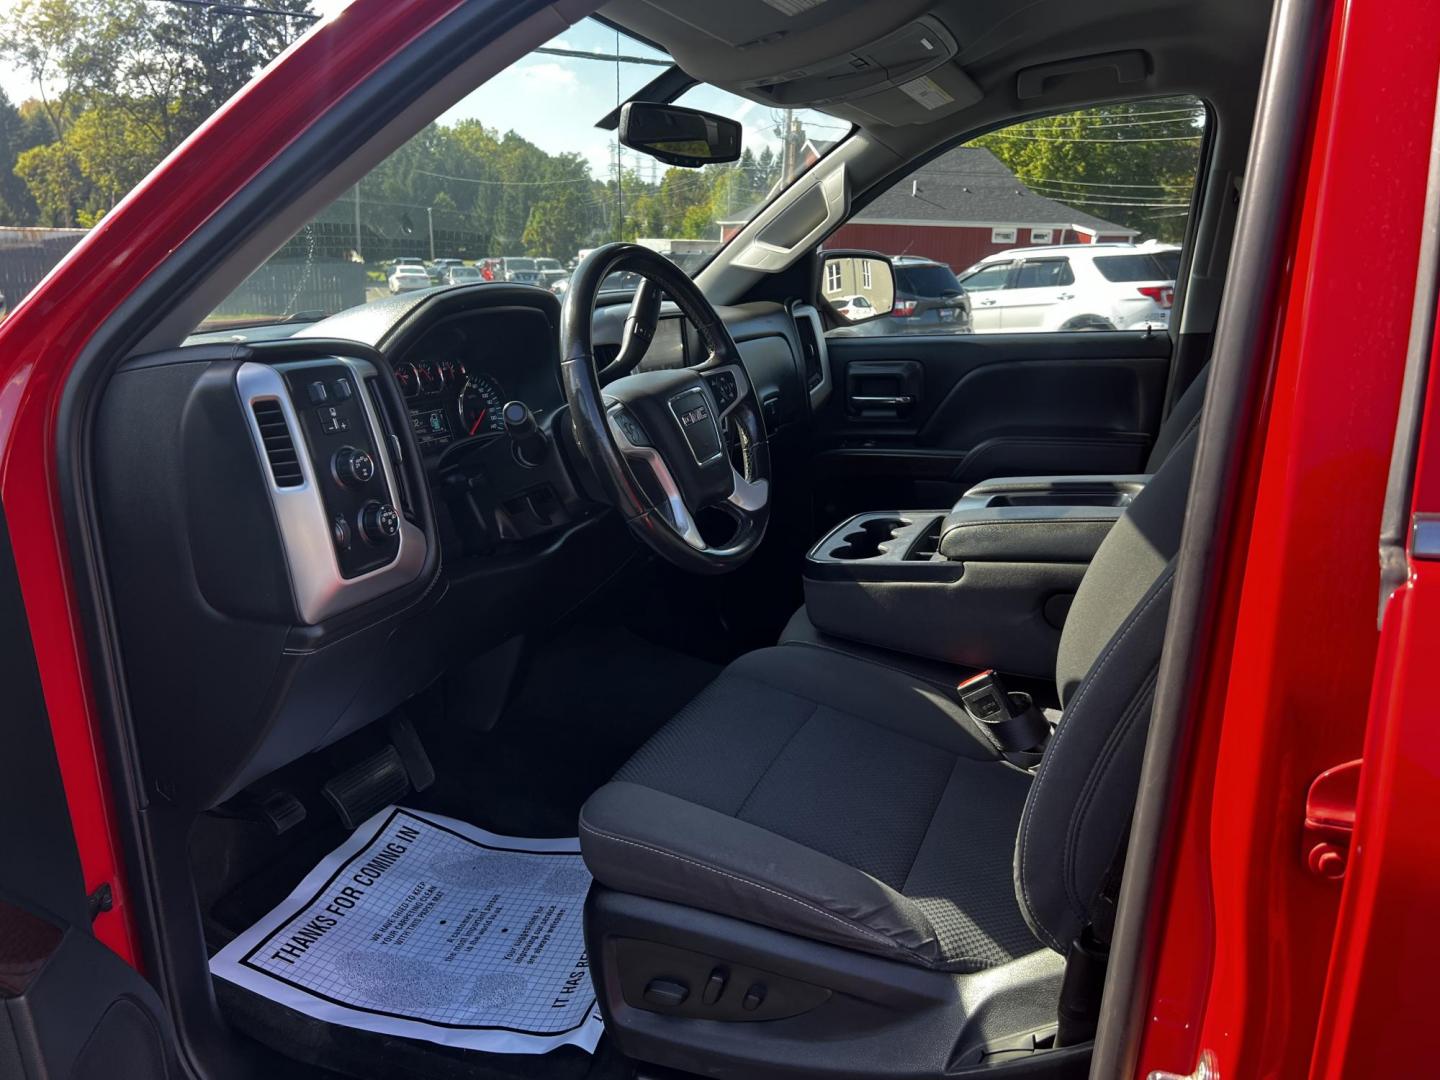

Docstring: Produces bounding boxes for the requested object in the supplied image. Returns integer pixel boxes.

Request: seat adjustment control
[741,983,766,1011]
[702,968,727,1005]
[642,977,689,1008]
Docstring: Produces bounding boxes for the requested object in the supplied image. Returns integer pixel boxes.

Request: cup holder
[829,517,910,560]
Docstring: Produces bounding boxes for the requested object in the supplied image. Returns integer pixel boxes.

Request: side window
[824,95,1204,337]
[959,264,1011,292]
[1013,259,1074,289]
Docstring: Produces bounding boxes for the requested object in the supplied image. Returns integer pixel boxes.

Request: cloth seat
[580,643,1042,972]
[582,424,1198,972]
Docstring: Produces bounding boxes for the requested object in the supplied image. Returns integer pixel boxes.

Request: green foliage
[0,90,45,222]
[973,98,1204,242]
[0,0,314,225]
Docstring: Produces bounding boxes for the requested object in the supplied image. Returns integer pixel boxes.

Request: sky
[0,3,851,182]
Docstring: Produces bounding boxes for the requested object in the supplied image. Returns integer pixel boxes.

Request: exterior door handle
[979,298,997,306]
[1057,292,1075,300]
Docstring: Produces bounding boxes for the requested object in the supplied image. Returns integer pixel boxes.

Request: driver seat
[578,428,1197,1079]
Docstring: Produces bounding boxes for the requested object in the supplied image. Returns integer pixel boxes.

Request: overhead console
[601,0,980,125]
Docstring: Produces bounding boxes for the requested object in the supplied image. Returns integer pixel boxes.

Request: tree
[1,0,315,224]
[0,90,43,223]
[523,186,587,259]
[973,98,1204,242]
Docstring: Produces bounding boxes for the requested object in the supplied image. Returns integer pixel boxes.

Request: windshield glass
[195,16,849,332]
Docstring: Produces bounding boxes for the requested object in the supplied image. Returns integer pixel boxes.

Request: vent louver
[251,399,304,487]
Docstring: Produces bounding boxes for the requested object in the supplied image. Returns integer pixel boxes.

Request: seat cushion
[579,645,1045,972]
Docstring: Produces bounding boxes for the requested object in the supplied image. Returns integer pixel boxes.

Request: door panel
[0,512,176,1079]
[812,331,1170,521]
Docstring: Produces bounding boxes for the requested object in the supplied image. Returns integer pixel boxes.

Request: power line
[533,46,670,67]
[1001,133,1203,143]
[151,0,319,20]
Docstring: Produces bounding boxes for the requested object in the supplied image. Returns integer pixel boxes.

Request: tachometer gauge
[458,373,505,437]
[393,361,420,399]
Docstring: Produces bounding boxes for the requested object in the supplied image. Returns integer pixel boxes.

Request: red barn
[723,146,1138,272]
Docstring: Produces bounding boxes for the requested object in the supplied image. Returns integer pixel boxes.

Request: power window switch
[642,977,689,1008]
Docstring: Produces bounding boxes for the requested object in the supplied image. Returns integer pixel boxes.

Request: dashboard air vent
[251,399,304,487]
[796,313,823,391]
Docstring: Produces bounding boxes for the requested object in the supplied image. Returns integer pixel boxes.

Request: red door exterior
[1132,1,1440,1077]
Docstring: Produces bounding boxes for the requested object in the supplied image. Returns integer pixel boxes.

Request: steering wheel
[559,243,770,574]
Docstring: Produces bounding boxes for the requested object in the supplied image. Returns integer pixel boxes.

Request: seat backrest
[1146,364,1209,472]
[1013,425,1198,952]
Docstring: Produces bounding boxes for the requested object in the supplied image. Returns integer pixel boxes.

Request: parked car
[534,257,567,287]
[387,263,433,293]
[835,295,875,319]
[498,256,542,285]
[959,243,1174,332]
[891,258,972,331]
[442,264,482,284]
[430,257,466,282]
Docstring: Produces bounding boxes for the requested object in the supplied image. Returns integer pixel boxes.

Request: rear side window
[824,95,1205,337]
[1093,254,1170,281]
[1014,259,1075,288]
[896,265,962,296]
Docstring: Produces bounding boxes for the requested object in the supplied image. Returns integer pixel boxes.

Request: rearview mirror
[820,251,895,324]
[618,102,741,168]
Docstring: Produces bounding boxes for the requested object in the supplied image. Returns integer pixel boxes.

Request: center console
[802,475,1149,677]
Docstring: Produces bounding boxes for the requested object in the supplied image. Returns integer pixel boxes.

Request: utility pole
[353,181,363,263]
[427,206,435,260]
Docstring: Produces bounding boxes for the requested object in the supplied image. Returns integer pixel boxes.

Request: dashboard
[109,281,825,812]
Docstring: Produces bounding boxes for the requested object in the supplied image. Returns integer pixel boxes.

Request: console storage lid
[940,474,1150,563]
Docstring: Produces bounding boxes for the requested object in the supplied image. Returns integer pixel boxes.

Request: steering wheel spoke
[606,405,707,550]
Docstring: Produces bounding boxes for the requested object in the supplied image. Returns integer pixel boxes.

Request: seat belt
[1054,824,1130,1047]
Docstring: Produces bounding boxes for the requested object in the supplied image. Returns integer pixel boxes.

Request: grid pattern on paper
[241,810,595,1035]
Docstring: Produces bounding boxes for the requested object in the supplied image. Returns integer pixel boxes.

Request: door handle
[1057,292,1075,300]
[850,395,915,408]
[979,298,997,306]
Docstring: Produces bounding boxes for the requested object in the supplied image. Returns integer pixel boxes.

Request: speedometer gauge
[458,373,505,437]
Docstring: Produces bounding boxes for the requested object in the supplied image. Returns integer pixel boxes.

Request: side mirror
[618,102,741,168]
[820,251,895,324]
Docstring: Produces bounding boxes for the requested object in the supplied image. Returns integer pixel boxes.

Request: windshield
[195,16,850,332]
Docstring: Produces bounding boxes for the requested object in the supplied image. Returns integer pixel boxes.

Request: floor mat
[210,806,602,1056]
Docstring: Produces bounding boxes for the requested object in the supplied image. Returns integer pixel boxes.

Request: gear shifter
[503,400,548,466]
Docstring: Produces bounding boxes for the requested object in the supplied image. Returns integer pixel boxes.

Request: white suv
[957,243,1177,333]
